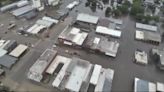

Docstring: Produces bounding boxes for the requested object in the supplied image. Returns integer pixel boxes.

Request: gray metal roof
[0,49,7,57]
[136,79,149,91]
[29,49,57,74]
[76,13,99,24]
[144,32,161,43]
[22,11,37,19]
[102,78,112,92]
[3,40,17,53]
[0,2,18,12]
[36,19,53,28]
[28,49,57,82]
[0,55,17,68]
[85,36,119,57]
[136,23,157,32]
[98,18,110,27]
[11,5,34,17]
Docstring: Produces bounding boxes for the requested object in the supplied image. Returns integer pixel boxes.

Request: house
[135,30,161,45]
[88,64,114,92]
[84,36,119,57]
[52,56,93,92]
[151,48,164,70]
[58,26,88,47]
[156,82,164,92]
[51,55,115,92]
[134,78,156,92]
[74,13,99,29]
[27,49,57,82]
[135,50,148,65]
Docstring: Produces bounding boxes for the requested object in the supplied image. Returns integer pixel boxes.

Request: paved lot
[0,0,164,92]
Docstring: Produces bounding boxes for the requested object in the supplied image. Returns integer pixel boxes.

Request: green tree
[154,0,160,4]
[124,0,131,6]
[113,9,121,17]
[151,16,159,22]
[118,5,129,14]
[102,0,109,4]
[135,13,144,21]
[91,1,97,12]
[105,7,112,17]
[148,5,156,14]
[130,1,144,16]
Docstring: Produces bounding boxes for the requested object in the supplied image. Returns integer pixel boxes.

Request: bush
[130,1,144,16]
[117,5,129,14]
[113,9,121,17]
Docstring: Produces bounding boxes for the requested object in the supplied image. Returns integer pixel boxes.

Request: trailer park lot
[1,1,164,92]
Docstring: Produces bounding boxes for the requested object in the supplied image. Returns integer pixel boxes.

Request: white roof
[90,64,102,85]
[26,24,39,33]
[63,41,73,46]
[136,30,144,40]
[157,82,164,92]
[9,44,28,58]
[0,40,10,49]
[96,26,121,38]
[73,32,88,46]
[30,25,46,34]
[95,68,114,92]
[77,13,99,24]
[65,65,87,92]
[17,0,29,7]
[42,16,59,24]
[134,78,156,92]
[51,56,72,87]
[104,41,119,57]
[93,37,100,44]
[36,19,53,28]
[70,27,80,35]
[0,40,6,47]
[135,51,148,65]
[149,82,156,92]
[136,23,157,32]
[66,1,79,9]
[46,55,71,74]
[28,49,57,82]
